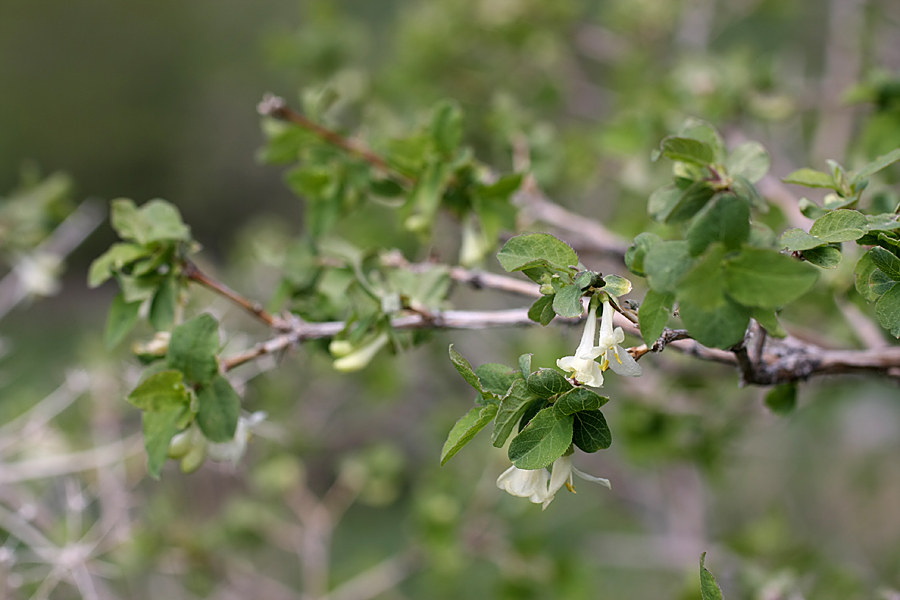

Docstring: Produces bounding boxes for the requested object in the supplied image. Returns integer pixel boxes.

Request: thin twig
[182,259,283,328]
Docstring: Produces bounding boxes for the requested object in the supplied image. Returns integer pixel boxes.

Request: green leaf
[871,269,897,296]
[765,383,797,415]
[700,553,725,600]
[518,353,533,378]
[644,240,694,293]
[876,283,900,338]
[724,141,769,183]
[572,410,612,452]
[853,147,900,180]
[798,198,827,220]
[686,193,750,256]
[748,222,777,248]
[127,370,190,411]
[625,232,662,276]
[677,118,726,160]
[866,214,900,232]
[508,407,574,469]
[783,168,835,189]
[600,274,632,297]
[552,284,584,318]
[639,290,674,344]
[167,314,220,385]
[497,233,579,273]
[802,245,842,269]
[88,243,147,288]
[479,173,524,199]
[441,404,499,465]
[648,185,682,222]
[855,251,882,302]
[429,100,463,156]
[140,199,191,243]
[808,209,868,243]
[475,363,521,396]
[196,375,241,443]
[723,249,819,308]
[110,198,144,242]
[105,293,142,348]
[528,294,556,326]
[665,181,716,224]
[492,379,539,448]
[526,368,573,399]
[149,277,177,331]
[779,228,824,251]
[448,345,484,393]
[676,245,727,311]
[656,136,716,166]
[519,399,549,431]
[870,247,900,281]
[752,308,787,338]
[553,387,609,415]
[143,407,187,479]
[679,296,750,349]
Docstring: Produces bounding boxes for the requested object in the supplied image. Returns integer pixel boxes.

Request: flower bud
[333,332,390,372]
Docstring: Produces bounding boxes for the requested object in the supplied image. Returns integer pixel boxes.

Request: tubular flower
[496,465,550,504]
[556,303,605,387]
[595,300,642,377]
[332,332,390,372]
[543,455,611,509]
[207,411,267,464]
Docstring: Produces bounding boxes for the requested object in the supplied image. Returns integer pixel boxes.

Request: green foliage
[508,406,574,469]
[196,375,242,443]
[700,553,725,600]
[167,314,220,385]
[765,384,798,416]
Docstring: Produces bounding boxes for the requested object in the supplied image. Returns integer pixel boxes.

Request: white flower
[595,300,642,377]
[15,253,62,297]
[497,456,612,509]
[207,411,267,464]
[543,455,611,509]
[332,332,390,372]
[556,303,605,387]
[496,464,550,504]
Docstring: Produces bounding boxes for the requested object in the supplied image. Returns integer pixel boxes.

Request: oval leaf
[197,375,242,443]
[508,407,574,469]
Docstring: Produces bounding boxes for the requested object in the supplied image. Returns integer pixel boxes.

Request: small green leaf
[528,294,556,326]
[870,247,900,281]
[808,209,868,243]
[143,407,187,479]
[752,308,787,338]
[441,404,499,465]
[765,383,797,415]
[679,296,750,349]
[553,387,609,415]
[553,284,585,318]
[648,185,683,222]
[876,283,900,338]
[479,173,524,199]
[676,245,727,311]
[871,269,897,296]
[639,290,674,344]
[853,147,900,180]
[88,243,148,288]
[127,370,190,411]
[508,407,574,469]
[429,100,463,156]
[677,118,726,160]
[779,228,825,252]
[700,553,725,600]
[798,198,827,219]
[625,232,662,276]
[196,375,241,443]
[492,380,539,448]
[448,345,484,393]
[783,168,835,189]
[518,353,533,378]
[526,368,573,399]
[149,277,177,331]
[475,363,521,396]
[656,136,716,166]
[600,274,633,297]
[855,251,881,302]
[802,245,842,269]
[723,249,819,308]
[866,214,900,232]
[724,141,769,183]
[572,410,612,452]
[644,240,694,294]
[140,199,191,243]
[167,314,220,385]
[497,233,579,273]
[686,193,750,256]
[665,181,716,224]
[105,293,142,348]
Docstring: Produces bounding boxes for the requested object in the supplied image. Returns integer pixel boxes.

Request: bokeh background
[2,0,900,598]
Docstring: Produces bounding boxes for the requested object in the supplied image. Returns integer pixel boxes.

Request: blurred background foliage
[2,0,900,598]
